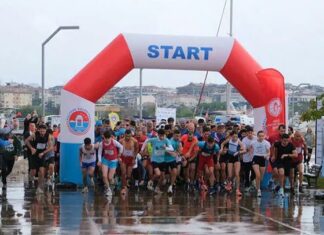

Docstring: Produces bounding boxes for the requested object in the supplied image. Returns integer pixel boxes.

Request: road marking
[239,205,312,235]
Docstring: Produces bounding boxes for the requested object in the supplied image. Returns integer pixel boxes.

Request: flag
[108,112,120,130]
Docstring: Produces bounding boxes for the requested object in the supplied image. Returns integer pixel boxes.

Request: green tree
[177,105,194,118]
[301,94,324,121]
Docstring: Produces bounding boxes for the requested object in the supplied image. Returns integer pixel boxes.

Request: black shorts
[45,157,55,167]
[228,154,240,164]
[30,154,46,170]
[152,162,165,172]
[307,147,313,155]
[164,161,178,170]
[219,154,228,164]
[276,160,291,177]
[252,156,266,167]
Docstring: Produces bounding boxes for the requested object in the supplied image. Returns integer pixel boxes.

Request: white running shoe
[105,187,112,197]
[278,187,284,197]
[167,185,173,194]
[147,180,154,191]
[257,189,262,197]
[82,186,89,193]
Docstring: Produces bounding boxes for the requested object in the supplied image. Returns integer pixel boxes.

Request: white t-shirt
[80,145,96,163]
[242,136,257,163]
[252,140,271,157]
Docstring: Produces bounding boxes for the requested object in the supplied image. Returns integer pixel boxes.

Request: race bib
[201,152,211,157]
[105,149,114,155]
[155,149,165,156]
[36,143,46,150]
[296,147,302,154]
[123,149,134,157]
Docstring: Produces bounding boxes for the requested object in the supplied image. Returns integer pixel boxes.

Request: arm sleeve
[165,139,174,151]
[141,138,151,152]
[97,142,103,162]
[113,140,124,154]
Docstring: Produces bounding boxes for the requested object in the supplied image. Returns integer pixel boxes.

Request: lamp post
[291,83,310,124]
[42,26,79,117]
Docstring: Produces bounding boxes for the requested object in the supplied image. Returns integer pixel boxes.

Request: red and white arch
[60,33,286,184]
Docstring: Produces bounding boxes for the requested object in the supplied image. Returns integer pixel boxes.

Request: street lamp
[291,82,310,124]
[42,26,79,117]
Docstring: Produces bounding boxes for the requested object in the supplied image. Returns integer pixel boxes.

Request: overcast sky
[0,0,323,88]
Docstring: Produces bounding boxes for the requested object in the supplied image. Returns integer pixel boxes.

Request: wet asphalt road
[1,175,324,235]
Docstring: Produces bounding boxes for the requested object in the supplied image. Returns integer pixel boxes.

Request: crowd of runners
[0,114,316,199]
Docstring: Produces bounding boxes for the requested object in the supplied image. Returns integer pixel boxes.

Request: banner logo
[268,98,282,117]
[67,108,91,135]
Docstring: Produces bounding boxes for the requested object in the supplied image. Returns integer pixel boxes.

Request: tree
[177,105,194,118]
[301,94,324,121]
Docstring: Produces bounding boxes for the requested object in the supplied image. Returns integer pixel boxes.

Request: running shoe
[82,186,88,193]
[257,189,262,197]
[105,187,112,197]
[147,180,154,191]
[278,187,284,197]
[167,185,173,195]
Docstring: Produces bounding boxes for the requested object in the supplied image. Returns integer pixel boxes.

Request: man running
[181,131,199,191]
[272,133,297,196]
[197,136,220,195]
[79,137,98,193]
[25,124,53,194]
[98,131,123,197]
[141,129,174,194]
[290,131,307,193]
[119,129,139,195]
[241,126,257,193]
[164,129,182,195]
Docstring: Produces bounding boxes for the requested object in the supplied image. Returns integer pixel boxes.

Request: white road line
[239,205,312,235]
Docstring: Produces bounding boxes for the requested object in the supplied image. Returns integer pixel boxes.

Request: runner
[119,129,139,195]
[221,131,246,196]
[290,131,307,193]
[164,129,182,195]
[197,136,220,195]
[272,133,297,196]
[242,126,257,193]
[269,124,286,192]
[304,127,314,164]
[141,129,174,194]
[181,131,199,191]
[98,131,123,197]
[25,124,53,194]
[250,130,271,197]
[0,130,22,192]
[44,129,56,187]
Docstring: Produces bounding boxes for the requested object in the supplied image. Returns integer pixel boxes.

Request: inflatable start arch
[60,33,286,184]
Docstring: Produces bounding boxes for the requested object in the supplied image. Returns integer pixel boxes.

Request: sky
[0,0,323,88]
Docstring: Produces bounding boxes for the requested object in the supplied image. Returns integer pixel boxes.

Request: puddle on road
[1,178,324,234]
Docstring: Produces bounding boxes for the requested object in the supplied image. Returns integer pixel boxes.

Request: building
[0,83,33,108]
